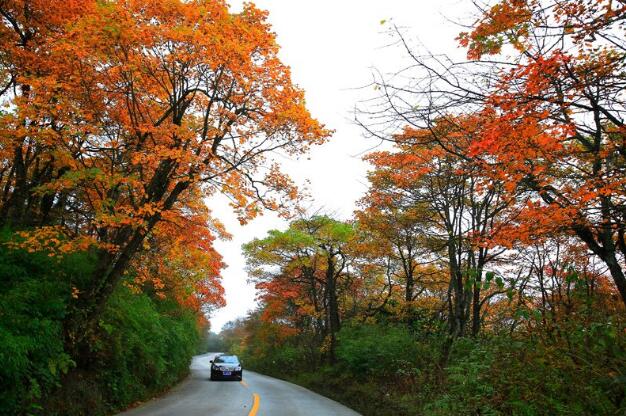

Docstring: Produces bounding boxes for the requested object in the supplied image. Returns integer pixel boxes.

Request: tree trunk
[448,241,467,338]
[571,224,626,307]
[325,255,340,363]
[470,271,481,337]
[405,268,414,302]
[603,251,626,306]
[64,179,190,357]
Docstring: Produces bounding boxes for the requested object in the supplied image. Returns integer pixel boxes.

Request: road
[117,353,361,416]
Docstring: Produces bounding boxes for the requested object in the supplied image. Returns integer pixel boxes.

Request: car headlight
[235,366,241,371]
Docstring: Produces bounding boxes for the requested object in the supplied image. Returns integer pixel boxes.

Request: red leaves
[458,0,533,59]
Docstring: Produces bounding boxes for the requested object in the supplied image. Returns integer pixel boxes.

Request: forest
[219,1,626,415]
[0,0,625,415]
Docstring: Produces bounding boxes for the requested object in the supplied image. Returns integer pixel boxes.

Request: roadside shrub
[336,323,426,377]
[45,286,200,415]
[240,319,626,416]
[0,230,202,416]
[242,342,309,376]
[425,332,625,416]
[424,338,499,416]
[485,333,625,416]
[0,232,92,415]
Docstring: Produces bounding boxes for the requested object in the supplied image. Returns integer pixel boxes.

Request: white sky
[209,0,473,332]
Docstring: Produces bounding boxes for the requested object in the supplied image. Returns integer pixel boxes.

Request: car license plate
[223,371,231,376]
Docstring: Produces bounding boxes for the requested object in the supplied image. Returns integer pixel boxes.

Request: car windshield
[214,355,238,364]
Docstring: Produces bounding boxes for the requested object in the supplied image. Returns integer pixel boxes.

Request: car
[210,354,243,381]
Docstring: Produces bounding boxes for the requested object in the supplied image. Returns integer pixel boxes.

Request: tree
[458,0,626,305]
[361,0,626,306]
[128,186,226,320]
[0,0,329,344]
[363,116,511,337]
[356,202,429,304]
[243,216,355,361]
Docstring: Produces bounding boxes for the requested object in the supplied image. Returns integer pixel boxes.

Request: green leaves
[243,216,355,274]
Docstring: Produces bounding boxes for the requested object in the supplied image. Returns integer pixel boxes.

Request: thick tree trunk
[603,252,626,306]
[571,224,626,307]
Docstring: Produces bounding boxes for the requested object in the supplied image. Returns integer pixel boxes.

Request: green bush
[424,334,626,416]
[0,231,202,416]
[0,233,92,415]
[242,340,310,376]
[424,338,499,416]
[240,320,626,416]
[336,323,429,378]
[44,286,200,416]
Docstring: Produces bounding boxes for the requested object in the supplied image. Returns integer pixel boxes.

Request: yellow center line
[240,380,249,388]
[248,393,260,416]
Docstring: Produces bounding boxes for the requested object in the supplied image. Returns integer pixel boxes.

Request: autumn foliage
[0,0,327,414]
[457,0,626,305]
[220,2,626,415]
[2,0,626,415]
[0,0,327,334]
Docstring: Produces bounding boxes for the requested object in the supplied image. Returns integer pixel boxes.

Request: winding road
[117,353,360,416]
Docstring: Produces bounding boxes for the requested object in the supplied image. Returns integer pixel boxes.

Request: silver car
[210,355,243,381]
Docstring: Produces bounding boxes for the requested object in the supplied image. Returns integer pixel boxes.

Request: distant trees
[243,216,355,362]
[355,193,431,306]
[361,117,512,337]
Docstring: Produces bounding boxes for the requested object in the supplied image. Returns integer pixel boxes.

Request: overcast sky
[209,0,473,332]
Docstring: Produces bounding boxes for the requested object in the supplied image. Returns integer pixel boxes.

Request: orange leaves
[0,0,329,327]
[1,0,328,231]
[458,0,533,59]
[460,0,626,64]
[127,185,226,312]
[7,226,116,256]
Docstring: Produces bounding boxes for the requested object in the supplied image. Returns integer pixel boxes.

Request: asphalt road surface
[117,353,361,416]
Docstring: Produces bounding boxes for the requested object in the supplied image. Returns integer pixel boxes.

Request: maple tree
[457,0,626,305]
[0,0,329,343]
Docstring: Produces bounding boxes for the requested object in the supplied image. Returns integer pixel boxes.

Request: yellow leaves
[6,226,117,257]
